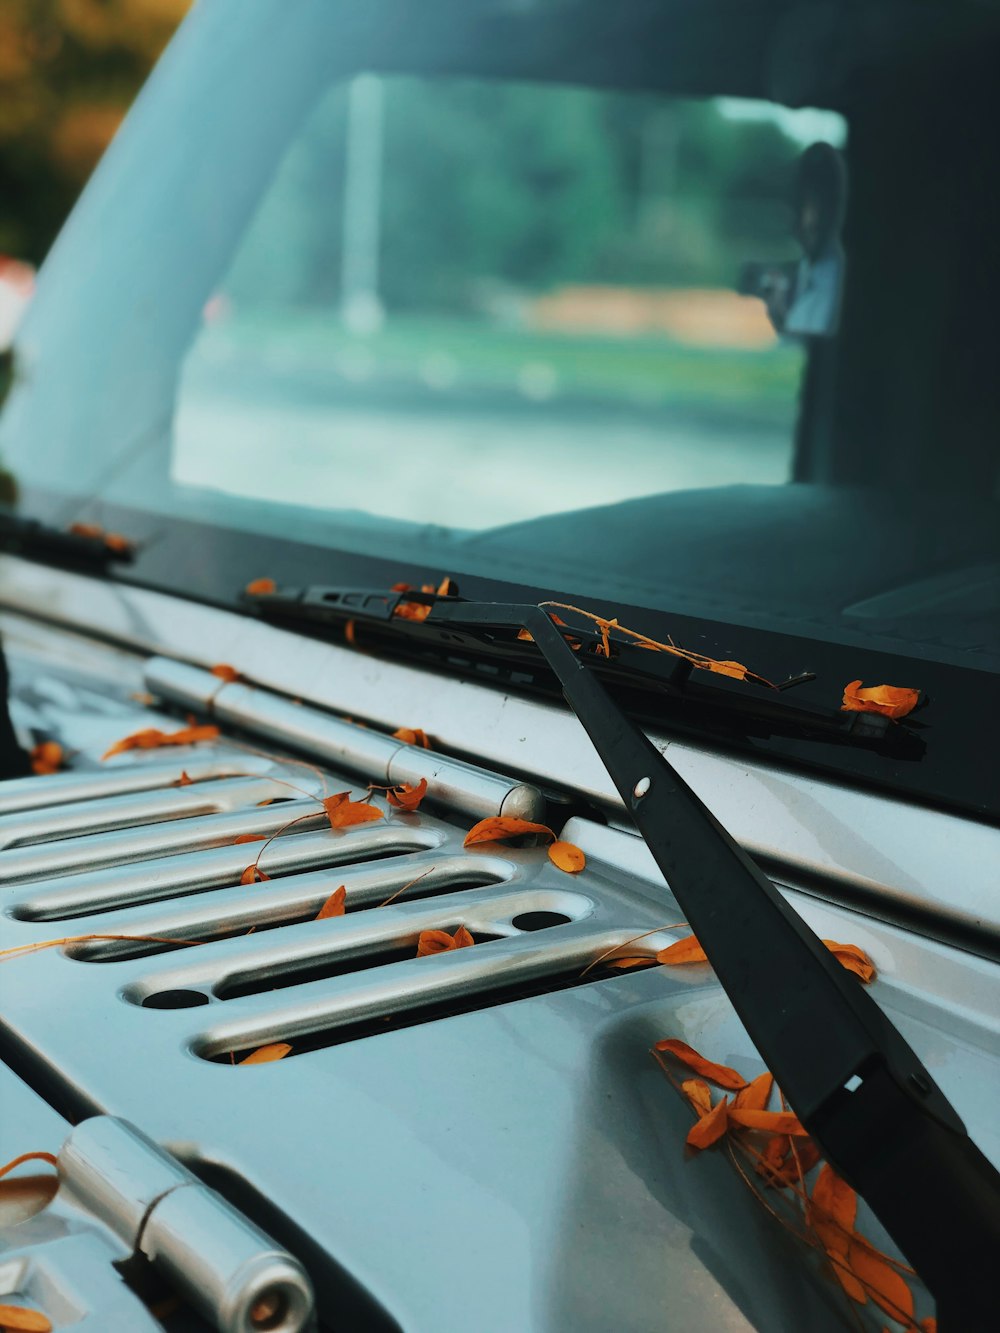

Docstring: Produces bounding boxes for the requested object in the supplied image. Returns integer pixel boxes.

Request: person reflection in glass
[757,142,847,339]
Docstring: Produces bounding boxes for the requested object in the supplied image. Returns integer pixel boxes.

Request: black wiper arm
[244,583,912,750]
[249,583,997,1327]
[0,511,133,572]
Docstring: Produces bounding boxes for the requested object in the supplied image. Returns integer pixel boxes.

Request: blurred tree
[0,0,191,261]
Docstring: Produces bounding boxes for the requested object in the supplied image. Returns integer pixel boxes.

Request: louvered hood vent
[0,674,680,1066]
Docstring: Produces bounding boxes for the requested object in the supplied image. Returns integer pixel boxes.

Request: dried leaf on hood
[847,1236,915,1321]
[102,724,219,760]
[233,833,266,845]
[841,680,920,720]
[385,778,428,812]
[239,1042,292,1065]
[416,925,475,957]
[733,1072,774,1113]
[210,663,241,682]
[822,940,876,983]
[0,1304,53,1332]
[393,726,431,748]
[245,577,276,596]
[240,865,270,885]
[680,1078,712,1118]
[687,1095,730,1149]
[653,1039,748,1090]
[176,770,193,786]
[727,1108,809,1136]
[547,840,586,873]
[30,741,63,775]
[316,886,347,919]
[655,935,708,966]
[463,817,556,848]
[323,792,383,828]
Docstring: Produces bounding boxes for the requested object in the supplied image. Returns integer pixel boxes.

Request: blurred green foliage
[0,0,190,262]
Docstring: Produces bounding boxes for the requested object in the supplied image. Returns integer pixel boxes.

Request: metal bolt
[633,777,651,799]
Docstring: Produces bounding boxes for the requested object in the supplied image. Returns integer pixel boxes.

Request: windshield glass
[1,0,998,689]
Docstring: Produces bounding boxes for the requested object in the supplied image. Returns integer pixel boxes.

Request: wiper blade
[0,511,134,572]
[248,583,998,1327]
[244,582,915,751]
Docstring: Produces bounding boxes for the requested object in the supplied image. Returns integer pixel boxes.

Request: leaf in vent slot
[210,663,241,682]
[393,726,431,748]
[416,926,475,956]
[323,792,383,828]
[463,817,556,848]
[240,865,270,885]
[30,741,63,775]
[176,770,193,786]
[316,886,346,919]
[547,840,586,873]
[0,1303,53,1331]
[102,723,219,760]
[233,834,267,845]
[655,935,708,966]
[385,778,428,812]
[239,1043,292,1065]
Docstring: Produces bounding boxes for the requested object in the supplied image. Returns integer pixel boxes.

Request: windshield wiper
[247,582,997,1327]
[0,511,133,573]
[244,582,921,753]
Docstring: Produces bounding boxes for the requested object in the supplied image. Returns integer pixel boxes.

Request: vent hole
[511,911,572,932]
[141,988,210,1010]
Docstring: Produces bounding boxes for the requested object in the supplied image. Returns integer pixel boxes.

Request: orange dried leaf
[517,627,534,642]
[210,663,240,683]
[386,778,428,812]
[828,1253,869,1305]
[240,865,270,885]
[102,723,219,761]
[30,741,63,775]
[464,816,556,848]
[416,925,476,957]
[393,726,431,748]
[324,794,383,828]
[680,1078,712,1118]
[847,1237,915,1321]
[245,577,276,596]
[810,1164,857,1251]
[756,1133,791,1181]
[823,939,876,984]
[547,840,586,873]
[727,1108,809,1136]
[316,886,347,920]
[653,1039,747,1090]
[0,1305,53,1332]
[233,833,266,845]
[841,680,920,721]
[239,1042,292,1065]
[176,770,193,786]
[686,1095,730,1149]
[920,1321,937,1333]
[733,1072,774,1113]
[603,956,656,970]
[656,934,708,966]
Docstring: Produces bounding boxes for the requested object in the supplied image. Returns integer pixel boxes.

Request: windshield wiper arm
[244,583,917,751]
[0,511,133,573]
[248,583,997,1327]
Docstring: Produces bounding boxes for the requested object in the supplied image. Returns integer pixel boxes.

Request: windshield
[1,0,998,772]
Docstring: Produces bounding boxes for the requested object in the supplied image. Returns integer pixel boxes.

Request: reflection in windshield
[171,78,838,528]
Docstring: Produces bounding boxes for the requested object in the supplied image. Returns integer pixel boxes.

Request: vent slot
[184,920,651,1064]
[63,858,510,960]
[8,825,446,921]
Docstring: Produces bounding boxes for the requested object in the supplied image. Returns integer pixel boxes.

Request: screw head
[633,777,651,799]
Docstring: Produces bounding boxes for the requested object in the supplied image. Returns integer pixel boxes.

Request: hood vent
[0,720,679,1067]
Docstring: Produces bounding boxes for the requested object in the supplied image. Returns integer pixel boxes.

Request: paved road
[174,365,794,531]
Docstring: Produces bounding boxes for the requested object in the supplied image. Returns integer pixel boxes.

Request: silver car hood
[0,561,997,1332]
